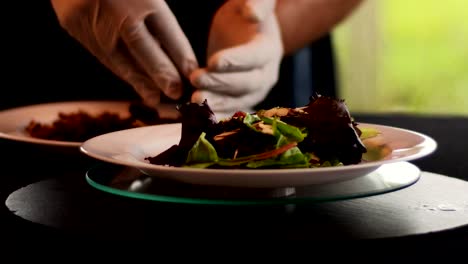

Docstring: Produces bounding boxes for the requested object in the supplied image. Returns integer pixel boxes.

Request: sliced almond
[213,129,240,141]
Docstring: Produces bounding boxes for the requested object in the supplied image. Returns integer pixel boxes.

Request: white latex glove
[50,0,198,109]
[190,0,283,118]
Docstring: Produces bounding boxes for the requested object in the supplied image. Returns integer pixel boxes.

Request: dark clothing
[2,0,336,110]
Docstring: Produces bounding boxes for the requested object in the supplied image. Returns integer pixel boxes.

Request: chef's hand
[190,0,283,118]
[50,0,198,108]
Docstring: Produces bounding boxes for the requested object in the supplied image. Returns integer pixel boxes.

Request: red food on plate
[24,101,180,142]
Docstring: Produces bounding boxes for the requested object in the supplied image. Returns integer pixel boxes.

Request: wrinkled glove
[190,0,283,118]
[50,0,198,108]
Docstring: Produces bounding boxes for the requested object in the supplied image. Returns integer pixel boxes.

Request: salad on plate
[146,94,380,169]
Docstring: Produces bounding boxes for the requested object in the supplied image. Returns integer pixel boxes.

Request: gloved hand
[50,0,198,108]
[190,0,283,118]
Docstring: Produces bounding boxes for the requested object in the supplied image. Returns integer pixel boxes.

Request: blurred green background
[333,0,468,116]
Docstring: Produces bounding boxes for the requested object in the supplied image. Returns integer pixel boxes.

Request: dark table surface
[1,112,468,255]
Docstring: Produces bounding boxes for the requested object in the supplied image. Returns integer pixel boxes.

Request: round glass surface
[86,161,421,206]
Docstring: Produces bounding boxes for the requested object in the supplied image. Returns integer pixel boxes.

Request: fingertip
[190,90,226,112]
[182,59,199,78]
[151,72,184,100]
[207,52,227,71]
[162,81,184,100]
[189,68,208,88]
[190,90,204,104]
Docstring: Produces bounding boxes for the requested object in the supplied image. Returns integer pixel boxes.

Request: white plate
[0,101,132,148]
[80,123,437,188]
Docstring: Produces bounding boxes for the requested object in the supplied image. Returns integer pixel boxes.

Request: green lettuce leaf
[185,132,218,165]
[246,147,312,168]
[243,113,261,127]
[261,116,306,142]
[359,126,381,140]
